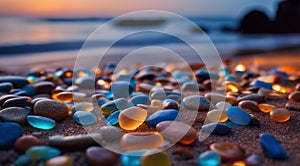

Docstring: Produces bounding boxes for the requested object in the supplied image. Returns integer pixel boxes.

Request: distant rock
[238,10,270,34]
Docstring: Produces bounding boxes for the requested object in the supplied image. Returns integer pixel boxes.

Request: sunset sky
[0,0,281,18]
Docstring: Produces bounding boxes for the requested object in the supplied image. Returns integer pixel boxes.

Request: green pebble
[25,145,61,161]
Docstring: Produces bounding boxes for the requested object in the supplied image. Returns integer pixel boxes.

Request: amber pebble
[2,96,32,108]
[238,100,259,112]
[270,108,290,122]
[210,142,245,161]
[206,109,228,123]
[288,91,300,103]
[258,103,275,113]
[120,132,163,151]
[119,107,147,130]
[232,161,246,166]
[136,83,153,93]
[204,92,226,105]
[53,92,73,102]
[225,81,242,93]
[45,155,73,166]
[156,121,197,145]
[226,95,237,105]
[71,102,94,113]
[141,151,171,166]
[14,135,44,154]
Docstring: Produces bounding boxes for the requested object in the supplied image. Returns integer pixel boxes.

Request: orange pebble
[270,108,290,122]
[258,103,275,113]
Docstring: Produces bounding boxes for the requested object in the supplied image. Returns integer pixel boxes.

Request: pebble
[136,83,153,93]
[237,94,262,103]
[86,146,118,166]
[2,96,32,108]
[70,102,94,114]
[204,92,226,105]
[210,142,245,161]
[25,145,61,161]
[100,98,129,115]
[225,95,237,105]
[201,122,230,135]
[141,151,171,166]
[15,155,32,166]
[206,109,228,123]
[45,155,73,166]
[0,82,13,93]
[106,110,121,126]
[245,154,263,166]
[150,91,167,101]
[258,88,272,96]
[238,100,260,112]
[285,102,300,111]
[296,83,300,91]
[147,109,178,127]
[33,81,55,94]
[197,150,221,166]
[225,81,242,93]
[156,121,197,145]
[121,150,147,166]
[27,115,56,130]
[150,100,164,110]
[73,111,97,126]
[130,94,150,106]
[250,80,273,89]
[99,126,123,143]
[120,132,163,151]
[0,94,17,106]
[162,99,179,110]
[259,133,287,160]
[270,108,290,122]
[0,107,30,125]
[183,95,211,111]
[53,92,74,102]
[258,103,275,113]
[226,106,251,125]
[110,81,134,98]
[288,91,300,102]
[0,122,23,150]
[215,101,231,110]
[74,76,94,88]
[119,107,147,130]
[181,81,199,93]
[14,135,44,154]
[0,76,29,88]
[33,99,68,121]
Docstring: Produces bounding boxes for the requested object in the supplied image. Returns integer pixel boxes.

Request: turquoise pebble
[100,98,128,115]
[201,123,230,135]
[225,75,238,82]
[147,109,178,127]
[226,106,251,125]
[97,98,107,106]
[27,115,55,130]
[104,91,114,99]
[250,80,272,89]
[73,111,96,126]
[0,122,23,150]
[110,81,134,98]
[197,150,221,166]
[121,150,147,166]
[259,133,287,160]
[15,155,32,166]
[130,94,150,106]
[26,145,61,161]
[106,110,121,126]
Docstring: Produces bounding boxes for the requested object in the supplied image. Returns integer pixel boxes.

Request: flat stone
[0,82,13,93]
[285,102,300,111]
[86,146,118,166]
[250,80,272,89]
[120,132,163,151]
[183,95,212,111]
[14,135,44,154]
[226,106,251,125]
[258,103,276,113]
[0,107,30,125]
[0,122,23,150]
[210,142,245,161]
[238,100,259,112]
[147,109,178,127]
[0,76,29,88]
[2,96,32,108]
[0,94,17,106]
[33,81,55,94]
[197,150,221,166]
[237,94,263,103]
[26,145,61,161]
[201,123,230,135]
[288,91,300,102]
[206,109,228,123]
[34,99,68,121]
[73,111,96,126]
[27,115,55,130]
[45,155,73,166]
[119,107,147,130]
[259,133,287,160]
[130,94,150,106]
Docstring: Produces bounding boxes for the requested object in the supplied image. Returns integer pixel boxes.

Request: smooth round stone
[225,95,237,105]
[224,81,242,93]
[0,76,29,88]
[106,110,121,126]
[141,151,171,166]
[71,102,94,114]
[183,95,212,111]
[0,82,13,92]
[120,132,163,151]
[26,145,61,161]
[226,106,251,125]
[27,115,55,130]
[285,102,300,111]
[270,108,290,122]
[73,111,96,126]
[34,100,68,121]
[238,100,259,112]
[210,142,245,161]
[201,123,230,135]
[0,107,30,125]
[2,96,32,108]
[163,99,179,110]
[0,122,23,150]
[121,150,147,166]
[204,92,226,105]
[216,102,231,110]
[245,154,263,166]
[0,94,17,106]
[197,150,221,166]
[258,103,275,113]
[156,121,197,145]
[206,109,228,122]
[45,155,73,166]
[119,107,147,130]
[147,109,178,127]
[99,126,123,143]
[100,98,128,115]
[259,133,287,160]
[33,81,55,94]
[15,155,32,166]
[14,135,44,154]
[110,81,134,98]
[288,91,300,102]
[130,94,150,106]
[86,146,118,166]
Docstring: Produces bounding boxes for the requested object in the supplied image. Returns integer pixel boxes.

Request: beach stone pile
[0,62,299,166]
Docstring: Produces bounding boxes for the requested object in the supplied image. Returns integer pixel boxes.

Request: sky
[0,0,281,18]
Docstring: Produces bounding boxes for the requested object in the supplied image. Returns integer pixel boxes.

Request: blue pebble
[201,123,230,135]
[226,106,251,125]
[25,145,61,161]
[130,94,150,106]
[259,133,287,160]
[106,110,121,126]
[21,85,36,97]
[121,150,147,166]
[197,150,221,166]
[225,75,238,82]
[27,115,55,130]
[15,155,32,166]
[110,81,134,98]
[0,122,23,150]
[97,98,107,106]
[74,111,96,126]
[147,109,178,127]
[250,80,273,90]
